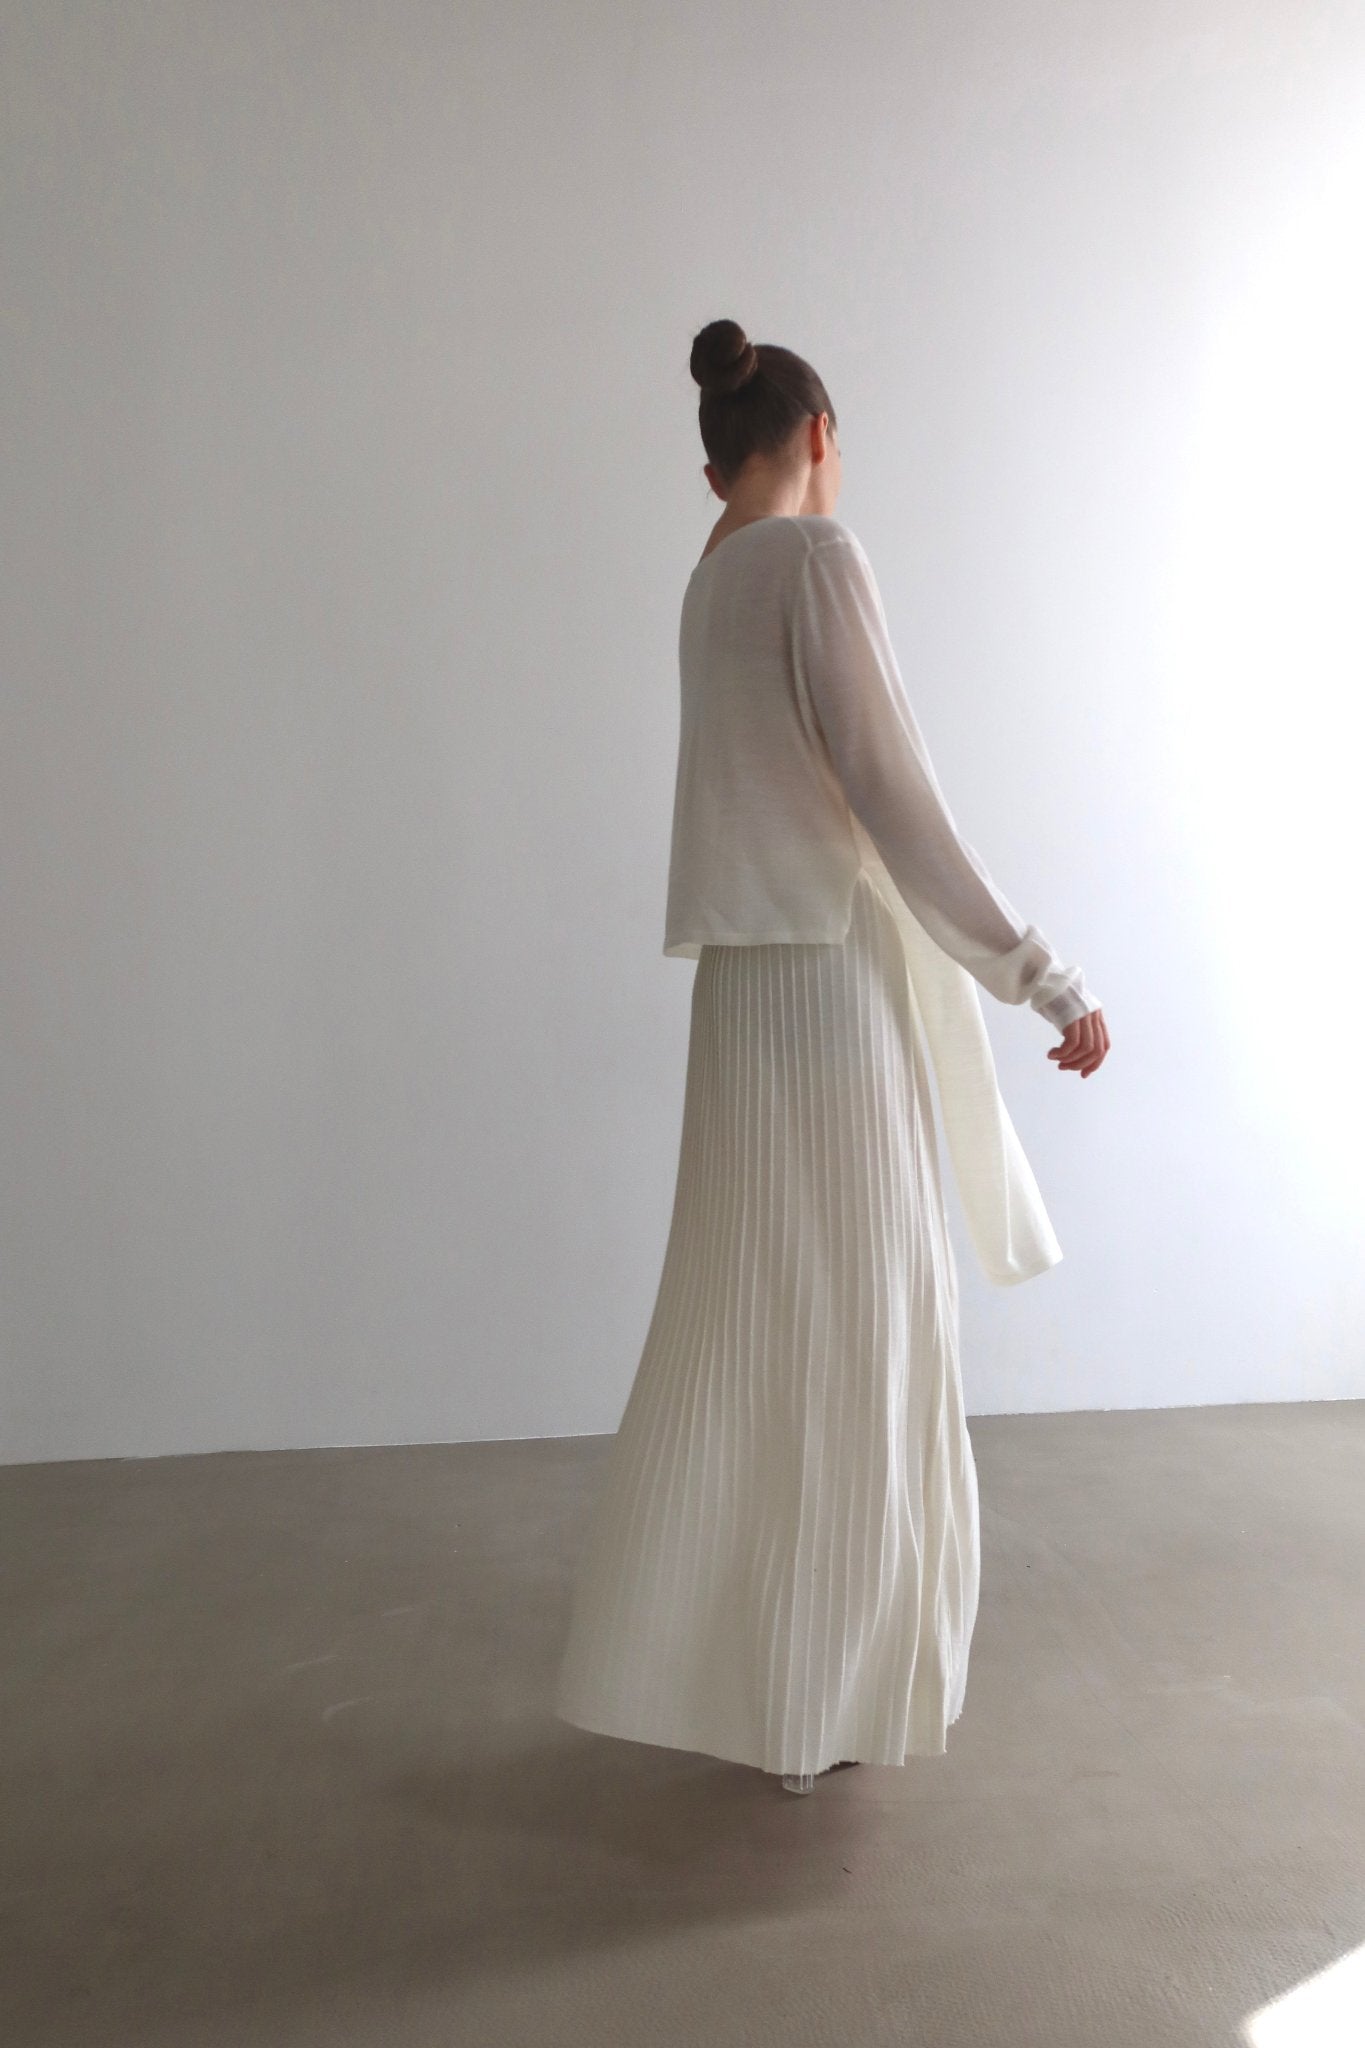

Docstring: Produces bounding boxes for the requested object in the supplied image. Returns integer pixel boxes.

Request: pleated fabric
[552,865,981,1777]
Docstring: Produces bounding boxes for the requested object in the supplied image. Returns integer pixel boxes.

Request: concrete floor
[1,1401,1362,2048]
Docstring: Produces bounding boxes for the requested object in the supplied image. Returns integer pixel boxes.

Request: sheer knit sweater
[664,513,1100,1034]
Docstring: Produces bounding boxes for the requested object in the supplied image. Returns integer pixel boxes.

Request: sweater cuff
[1037,980,1100,1032]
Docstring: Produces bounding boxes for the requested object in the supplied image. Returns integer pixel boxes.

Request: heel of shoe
[781,1771,816,1794]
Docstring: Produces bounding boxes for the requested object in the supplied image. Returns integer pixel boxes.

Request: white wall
[4,1,1363,1464]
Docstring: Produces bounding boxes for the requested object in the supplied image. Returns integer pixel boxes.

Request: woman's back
[668,514,859,956]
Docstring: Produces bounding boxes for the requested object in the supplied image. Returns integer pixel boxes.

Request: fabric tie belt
[852,836,1064,1290]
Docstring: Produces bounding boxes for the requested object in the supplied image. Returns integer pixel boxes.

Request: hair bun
[690,318,759,397]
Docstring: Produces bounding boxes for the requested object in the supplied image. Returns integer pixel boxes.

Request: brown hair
[689,318,837,491]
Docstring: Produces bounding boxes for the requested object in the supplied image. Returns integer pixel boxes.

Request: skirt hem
[550,1691,966,1776]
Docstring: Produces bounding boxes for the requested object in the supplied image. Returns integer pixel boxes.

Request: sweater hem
[664,927,852,956]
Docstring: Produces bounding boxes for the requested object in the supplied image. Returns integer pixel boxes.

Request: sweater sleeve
[794,533,1100,1030]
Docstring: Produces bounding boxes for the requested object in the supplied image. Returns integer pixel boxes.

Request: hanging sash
[849,823,1064,1289]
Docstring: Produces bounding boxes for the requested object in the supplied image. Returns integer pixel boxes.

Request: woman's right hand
[1047,1007,1110,1078]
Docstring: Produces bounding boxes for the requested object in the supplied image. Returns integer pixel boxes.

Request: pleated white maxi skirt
[552,865,980,1777]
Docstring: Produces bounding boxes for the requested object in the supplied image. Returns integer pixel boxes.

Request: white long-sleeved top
[664,513,1100,1034]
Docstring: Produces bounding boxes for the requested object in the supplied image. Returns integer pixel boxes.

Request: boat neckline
[689,513,832,579]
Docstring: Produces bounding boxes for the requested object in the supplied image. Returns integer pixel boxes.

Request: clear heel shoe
[780,1761,859,1793]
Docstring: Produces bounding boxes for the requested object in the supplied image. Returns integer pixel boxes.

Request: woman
[553,320,1109,1795]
